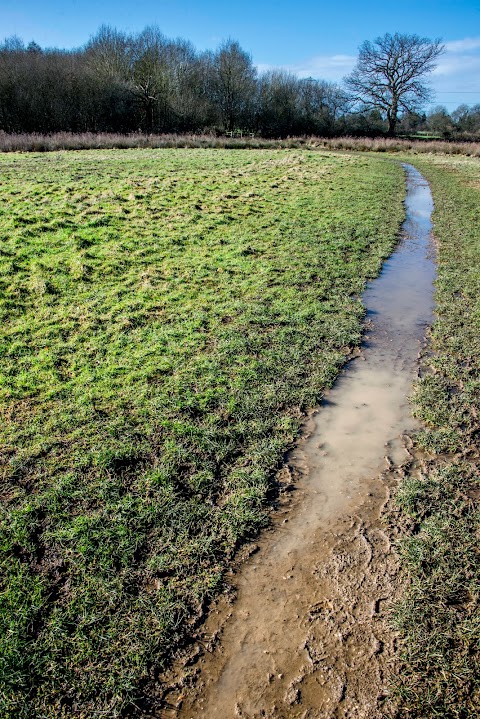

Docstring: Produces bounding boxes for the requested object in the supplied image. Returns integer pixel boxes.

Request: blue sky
[2,0,480,110]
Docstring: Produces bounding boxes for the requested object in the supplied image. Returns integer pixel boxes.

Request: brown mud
[158,165,436,719]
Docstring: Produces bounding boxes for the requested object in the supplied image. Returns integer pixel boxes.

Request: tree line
[0,27,478,138]
[0,28,348,137]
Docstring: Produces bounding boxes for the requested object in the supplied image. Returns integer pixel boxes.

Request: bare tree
[212,40,256,131]
[427,105,454,138]
[298,78,348,135]
[345,33,444,136]
[452,103,480,135]
[257,70,299,136]
[87,25,172,132]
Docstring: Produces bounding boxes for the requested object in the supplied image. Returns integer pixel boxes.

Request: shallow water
[165,164,436,719]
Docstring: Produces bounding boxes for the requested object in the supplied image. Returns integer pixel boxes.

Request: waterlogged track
[161,166,436,719]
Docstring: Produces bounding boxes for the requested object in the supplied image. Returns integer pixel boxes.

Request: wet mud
[159,165,436,719]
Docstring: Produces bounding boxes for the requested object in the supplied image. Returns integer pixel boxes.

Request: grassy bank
[0,149,405,716]
[392,154,480,717]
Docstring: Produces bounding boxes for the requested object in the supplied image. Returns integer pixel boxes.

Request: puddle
[160,165,436,718]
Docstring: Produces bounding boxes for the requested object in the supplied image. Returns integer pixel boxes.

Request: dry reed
[0,131,479,156]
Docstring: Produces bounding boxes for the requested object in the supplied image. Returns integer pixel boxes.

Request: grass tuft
[391,153,480,718]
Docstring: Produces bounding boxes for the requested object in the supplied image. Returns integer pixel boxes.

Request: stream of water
[163,164,436,719]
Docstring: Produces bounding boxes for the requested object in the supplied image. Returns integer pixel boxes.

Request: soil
[157,165,436,719]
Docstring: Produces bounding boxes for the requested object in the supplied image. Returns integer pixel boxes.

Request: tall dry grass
[0,132,297,152]
[319,135,480,155]
[0,131,479,156]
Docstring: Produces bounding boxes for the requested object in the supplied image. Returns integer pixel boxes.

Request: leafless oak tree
[345,33,445,136]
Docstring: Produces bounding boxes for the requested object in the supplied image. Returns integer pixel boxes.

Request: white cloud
[256,54,356,83]
[291,54,356,80]
[433,53,480,78]
[255,62,275,74]
[430,37,480,101]
[445,37,480,53]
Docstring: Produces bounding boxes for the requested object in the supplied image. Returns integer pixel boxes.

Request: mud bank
[159,165,436,719]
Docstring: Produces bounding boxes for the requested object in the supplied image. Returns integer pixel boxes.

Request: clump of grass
[390,153,480,717]
[0,148,405,716]
[393,463,480,717]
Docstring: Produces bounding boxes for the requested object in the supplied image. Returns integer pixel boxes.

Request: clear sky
[2,0,480,110]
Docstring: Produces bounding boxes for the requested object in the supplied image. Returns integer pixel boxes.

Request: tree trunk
[145,98,154,133]
[387,98,398,136]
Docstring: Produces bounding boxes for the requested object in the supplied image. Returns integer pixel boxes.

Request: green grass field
[391,154,480,718]
[0,149,405,716]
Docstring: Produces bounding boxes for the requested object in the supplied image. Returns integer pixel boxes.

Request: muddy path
[159,165,436,719]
